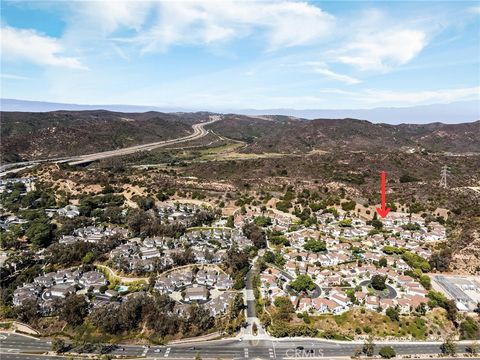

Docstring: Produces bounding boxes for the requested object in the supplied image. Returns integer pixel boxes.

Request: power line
[440,165,449,188]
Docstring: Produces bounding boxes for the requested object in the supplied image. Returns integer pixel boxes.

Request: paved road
[0,116,220,176]
[67,116,220,166]
[245,265,256,319]
[2,331,477,359]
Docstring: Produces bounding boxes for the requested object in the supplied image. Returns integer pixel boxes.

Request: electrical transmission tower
[440,165,449,188]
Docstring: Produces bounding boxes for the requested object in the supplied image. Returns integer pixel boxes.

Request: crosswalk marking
[164,347,171,357]
[269,348,274,358]
[141,347,148,356]
[244,348,249,358]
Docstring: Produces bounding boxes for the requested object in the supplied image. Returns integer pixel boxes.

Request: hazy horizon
[1,98,478,125]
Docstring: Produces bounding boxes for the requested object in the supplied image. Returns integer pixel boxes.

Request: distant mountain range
[1,98,478,124]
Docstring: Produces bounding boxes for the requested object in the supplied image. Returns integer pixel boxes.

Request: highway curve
[66,115,221,166]
[0,115,221,176]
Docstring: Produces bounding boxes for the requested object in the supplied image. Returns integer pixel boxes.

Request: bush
[341,200,356,211]
[253,216,272,227]
[276,200,292,213]
[386,306,400,322]
[379,346,396,359]
[440,337,457,356]
[400,174,418,183]
[460,317,479,340]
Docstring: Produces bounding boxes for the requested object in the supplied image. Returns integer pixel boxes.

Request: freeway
[0,116,220,175]
[66,116,220,166]
[1,333,477,360]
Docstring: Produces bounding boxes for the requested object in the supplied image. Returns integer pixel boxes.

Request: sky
[1,0,479,110]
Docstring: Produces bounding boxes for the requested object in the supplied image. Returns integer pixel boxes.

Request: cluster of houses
[154,266,236,316]
[12,269,111,314]
[155,267,234,296]
[59,226,128,245]
[109,236,229,273]
[0,214,27,230]
[108,227,254,274]
[173,291,237,317]
[158,203,204,225]
[261,264,429,316]
[46,204,81,219]
[257,210,444,317]
[0,177,35,194]
[179,227,253,249]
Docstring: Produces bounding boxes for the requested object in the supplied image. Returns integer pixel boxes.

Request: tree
[253,216,272,227]
[419,275,431,290]
[243,223,267,249]
[466,341,478,355]
[82,251,95,265]
[402,251,431,273]
[15,299,39,324]
[276,200,291,213]
[371,275,387,291]
[378,257,388,268]
[460,317,479,340]
[290,275,315,293]
[304,239,326,253]
[51,338,66,353]
[368,212,383,230]
[440,337,457,356]
[60,295,89,326]
[195,352,202,360]
[226,215,234,228]
[273,296,294,321]
[386,306,400,322]
[263,251,275,264]
[429,249,452,272]
[362,335,375,357]
[379,346,396,359]
[25,220,53,247]
[252,322,258,335]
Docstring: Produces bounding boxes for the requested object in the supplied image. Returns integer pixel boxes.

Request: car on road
[154,348,162,353]
[296,346,304,350]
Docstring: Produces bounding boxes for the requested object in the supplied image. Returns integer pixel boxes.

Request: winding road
[0,115,221,175]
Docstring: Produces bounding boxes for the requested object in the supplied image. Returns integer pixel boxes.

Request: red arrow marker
[376,171,391,218]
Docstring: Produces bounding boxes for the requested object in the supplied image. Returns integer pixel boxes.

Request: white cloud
[467,6,480,15]
[74,1,153,33]
[306,62,361,84]
[353,87,480,105]
[71,1,335,52]
[1,26,85,69]
[335,29,427,71]
[0,73,30,80]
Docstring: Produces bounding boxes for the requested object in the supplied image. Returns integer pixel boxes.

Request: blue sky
[1,0,479,110]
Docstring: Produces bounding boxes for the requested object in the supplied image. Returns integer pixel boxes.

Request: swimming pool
[116,285,129,292]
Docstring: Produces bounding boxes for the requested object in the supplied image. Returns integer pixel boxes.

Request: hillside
[209,115,480,154]
[1,111,479,162]
[0,111,209,162]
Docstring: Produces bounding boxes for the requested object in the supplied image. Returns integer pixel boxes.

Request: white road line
[164,347,171,357]
[269,348,274,358]
[244,347,249,358]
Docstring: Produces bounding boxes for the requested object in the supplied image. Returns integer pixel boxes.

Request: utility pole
[440,165,449,188]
